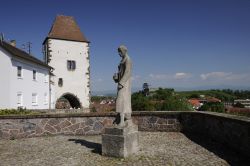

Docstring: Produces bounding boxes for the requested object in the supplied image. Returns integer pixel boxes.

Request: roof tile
[47,15,89,43]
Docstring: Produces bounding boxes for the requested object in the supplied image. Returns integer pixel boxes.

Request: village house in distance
[0,15,90,110]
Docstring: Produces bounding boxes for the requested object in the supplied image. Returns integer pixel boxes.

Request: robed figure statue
[113,45,132,127]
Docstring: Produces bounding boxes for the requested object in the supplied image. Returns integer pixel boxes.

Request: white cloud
[200,72,250,82]
[149,73,171,80]
[200,72,232,80]
[174,72,192,79]
[149,72,192,80]
[224,73,250,81]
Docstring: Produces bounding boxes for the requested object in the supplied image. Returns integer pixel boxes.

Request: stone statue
[102,47,138,157]
[113,45,132,127]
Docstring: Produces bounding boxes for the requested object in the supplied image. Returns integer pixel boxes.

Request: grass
[0,108,33,115]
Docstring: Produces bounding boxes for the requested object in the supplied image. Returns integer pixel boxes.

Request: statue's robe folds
[116,56,132,113]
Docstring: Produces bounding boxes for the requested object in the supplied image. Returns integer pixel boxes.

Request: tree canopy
[132,88,193,111]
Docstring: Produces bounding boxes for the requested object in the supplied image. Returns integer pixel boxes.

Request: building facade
[234,99,250,108]
[0,41,55,109]
[43,15,90,109]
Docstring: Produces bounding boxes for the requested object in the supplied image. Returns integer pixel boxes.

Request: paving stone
[0,132,236,166]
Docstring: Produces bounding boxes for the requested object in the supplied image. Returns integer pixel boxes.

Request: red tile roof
[45,15,89,43]
[188,99,201,107]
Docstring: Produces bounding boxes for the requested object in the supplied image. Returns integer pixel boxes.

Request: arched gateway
[56,93,81,109]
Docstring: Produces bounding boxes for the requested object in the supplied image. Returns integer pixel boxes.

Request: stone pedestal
[102,122,139,158]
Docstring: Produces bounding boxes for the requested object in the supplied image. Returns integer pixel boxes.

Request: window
[33,70,36,80]
[17,92,23,106]
[67,60,76,70]
[32,93,37,105]
[44,93,48,105]
[17,66,22,77]
[58,78,63,87]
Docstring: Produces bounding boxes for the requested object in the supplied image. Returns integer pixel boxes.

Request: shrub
[156,97,193,111]
[91,107,97,112]
[200,102,225,113]
[0,108,32,115]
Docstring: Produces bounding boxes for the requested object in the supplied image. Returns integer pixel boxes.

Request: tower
[43,15,90,109]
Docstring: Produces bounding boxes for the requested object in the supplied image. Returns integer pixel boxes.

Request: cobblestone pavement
[0,132,232,166]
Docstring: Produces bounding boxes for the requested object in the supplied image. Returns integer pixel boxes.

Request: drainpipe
[49,73,51,110]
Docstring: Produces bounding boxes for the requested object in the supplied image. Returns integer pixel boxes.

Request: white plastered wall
[46,39,90,108]
[0,47,11,108]
[9,57,52,109]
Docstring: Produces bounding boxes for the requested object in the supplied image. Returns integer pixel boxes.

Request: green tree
[159,97,193,111]
[151,88,174,100]
[200,102,225,113]
[132,88,193,111]
[131,92,154,111]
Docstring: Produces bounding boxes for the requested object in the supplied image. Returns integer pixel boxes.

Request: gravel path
[0,132,230,166]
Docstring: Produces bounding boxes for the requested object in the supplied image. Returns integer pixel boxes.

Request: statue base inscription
[102,121,139,158]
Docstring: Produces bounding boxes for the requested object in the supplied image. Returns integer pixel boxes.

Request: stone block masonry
[102,124,139,158]
[0,114,115,139]
[0,111,182,140]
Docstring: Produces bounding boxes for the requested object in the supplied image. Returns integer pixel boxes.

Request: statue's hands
[113,73,118,82]
[118,83,123,90]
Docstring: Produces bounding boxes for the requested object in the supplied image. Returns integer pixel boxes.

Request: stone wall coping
[134,111,250,123]
[0,111,249,123]
[0,112,117,119]
[196,111,250,123]
[0,111,189,119]
[132,111,188,116]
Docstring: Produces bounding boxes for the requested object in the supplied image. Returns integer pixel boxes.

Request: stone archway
[56,93,81,109]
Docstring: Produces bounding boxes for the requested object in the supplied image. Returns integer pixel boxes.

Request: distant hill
[91,85,250,96]
[91,87,141,96]
[175,85,250,91]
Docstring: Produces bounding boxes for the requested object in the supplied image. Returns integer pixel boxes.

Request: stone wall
[181,111,250,157]
[132,112,182,132]
[0,113,115,139]
[0,112,182,139]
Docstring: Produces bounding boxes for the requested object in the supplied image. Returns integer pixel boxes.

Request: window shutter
[17,66,22,77]
[67,60,71,70]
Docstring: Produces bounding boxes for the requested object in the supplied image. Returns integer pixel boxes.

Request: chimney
[10,40,16,47]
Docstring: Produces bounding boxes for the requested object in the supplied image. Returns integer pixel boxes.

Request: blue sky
[1,0,250,92]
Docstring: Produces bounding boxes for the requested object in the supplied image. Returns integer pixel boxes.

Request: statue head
[118,45,127,58]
